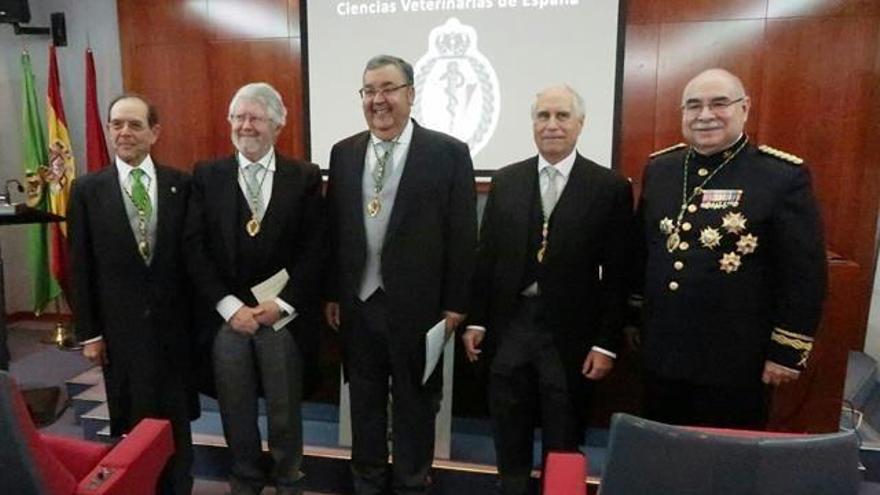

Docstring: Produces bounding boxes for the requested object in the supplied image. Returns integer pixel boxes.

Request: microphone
[0,180,23,206]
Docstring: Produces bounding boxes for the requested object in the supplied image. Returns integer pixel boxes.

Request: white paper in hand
[422,319,447,385]
[251,269,295,331]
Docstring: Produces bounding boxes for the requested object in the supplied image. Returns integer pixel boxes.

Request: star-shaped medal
[721,212,747,234]
[699,227,722,249]
[736,233,759,255]
[719,252,742,273]
[659,217,674,235]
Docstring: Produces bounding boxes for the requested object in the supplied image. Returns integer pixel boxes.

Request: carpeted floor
[7,323,334,495]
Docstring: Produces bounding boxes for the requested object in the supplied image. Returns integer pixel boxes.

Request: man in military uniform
[634,68,827,428]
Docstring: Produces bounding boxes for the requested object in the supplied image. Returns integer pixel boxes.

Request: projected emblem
[413,18,500,158]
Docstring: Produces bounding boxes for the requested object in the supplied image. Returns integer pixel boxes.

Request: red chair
[543,451,588,495]
[0,370,175,495]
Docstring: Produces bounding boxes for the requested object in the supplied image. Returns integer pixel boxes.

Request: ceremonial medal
[537,222,549,263]
[246,217,261,237]
[138,240,150,260]
[666,232,681,253]
[367,197,381,217]
[241,157,272,238]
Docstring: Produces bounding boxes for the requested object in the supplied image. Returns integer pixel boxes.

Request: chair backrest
[599,413,862,495]
[0,370,76,495]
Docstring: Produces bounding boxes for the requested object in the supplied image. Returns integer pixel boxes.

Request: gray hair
[531,84,586,120]
[228,82,287,127]
[363,55,414,86]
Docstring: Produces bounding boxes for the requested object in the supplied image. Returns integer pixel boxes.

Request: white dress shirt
[215,147,296,324]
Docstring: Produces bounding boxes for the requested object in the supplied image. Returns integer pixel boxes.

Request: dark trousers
[213,324,304,495]
[643,373,770,429]
[105,363,193,495]
[488,297,579,495]
[347,290,441,495]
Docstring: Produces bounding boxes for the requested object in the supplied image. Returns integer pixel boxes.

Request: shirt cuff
[274,297,297,319]
[80,336,103,345]
[217,295,245,322]
[591,346,617,359]
[466,325,486,332]
[768,361,801,375]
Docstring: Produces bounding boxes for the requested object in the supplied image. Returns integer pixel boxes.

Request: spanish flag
[46,44,73,299]
[21,50,59,314]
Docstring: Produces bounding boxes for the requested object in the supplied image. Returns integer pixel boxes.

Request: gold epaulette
[758,144,804,165]
[649,143,687,158]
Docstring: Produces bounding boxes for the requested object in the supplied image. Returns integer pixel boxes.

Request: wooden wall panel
[118,0,305,170]
[132,42,212,168]
[759,16,877,254]
[619,23,658,187]
[768,0,880,18]
[117,0,207,46]
[654,0,767,22]
[207,0,291,40]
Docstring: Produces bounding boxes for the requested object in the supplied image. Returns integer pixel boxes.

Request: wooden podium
[0,205,63,371]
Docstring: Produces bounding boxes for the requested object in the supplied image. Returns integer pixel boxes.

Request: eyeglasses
[358,83,410,100]
[681,96,746,116]
[229,114,270,125]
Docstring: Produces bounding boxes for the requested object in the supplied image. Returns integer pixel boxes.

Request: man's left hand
[762,360,800,386]
[582,351,614,380]
[443,310,466,339]
[253,301,281,327]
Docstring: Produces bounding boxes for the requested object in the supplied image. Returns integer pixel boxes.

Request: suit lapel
[98,166,146,267]
[509,158,541,268]
[217,157,240,268]
[385,121,422,242]
[259,152,294,254]
[548,155,599,253]
[346,133,370,257]
[152,165,171,266]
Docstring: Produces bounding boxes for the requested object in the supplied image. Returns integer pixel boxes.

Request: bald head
[680,68,750,155]
[682,69,746,106]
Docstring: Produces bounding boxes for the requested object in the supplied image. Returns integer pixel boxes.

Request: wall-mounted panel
[767,0,880,18]
[206,0,291,40]
[131,42,212,168]
[619,23,659,188]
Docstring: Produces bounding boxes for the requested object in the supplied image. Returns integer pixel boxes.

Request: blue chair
[598,413,862,495]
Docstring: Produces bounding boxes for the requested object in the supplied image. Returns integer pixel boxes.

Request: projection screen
[307,0,622,173]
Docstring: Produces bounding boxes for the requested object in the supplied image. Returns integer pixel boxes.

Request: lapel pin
[171,186,177,193]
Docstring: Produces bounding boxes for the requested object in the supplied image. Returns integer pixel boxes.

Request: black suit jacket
[185,153,325,388]
[469,154,633,372]
[68,163,197,434]
[326,121,477,386]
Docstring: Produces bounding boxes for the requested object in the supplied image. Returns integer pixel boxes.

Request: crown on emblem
[435,31,470,56]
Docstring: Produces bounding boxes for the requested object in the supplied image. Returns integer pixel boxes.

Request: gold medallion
[138,240,150,260]
[246,217,261,237]
[367,197,381,217]
[666,232,681,253]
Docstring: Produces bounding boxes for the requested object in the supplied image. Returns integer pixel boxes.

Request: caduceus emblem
[413,18,501,158]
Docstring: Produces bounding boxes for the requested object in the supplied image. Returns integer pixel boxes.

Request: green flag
[21,51,60,314]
